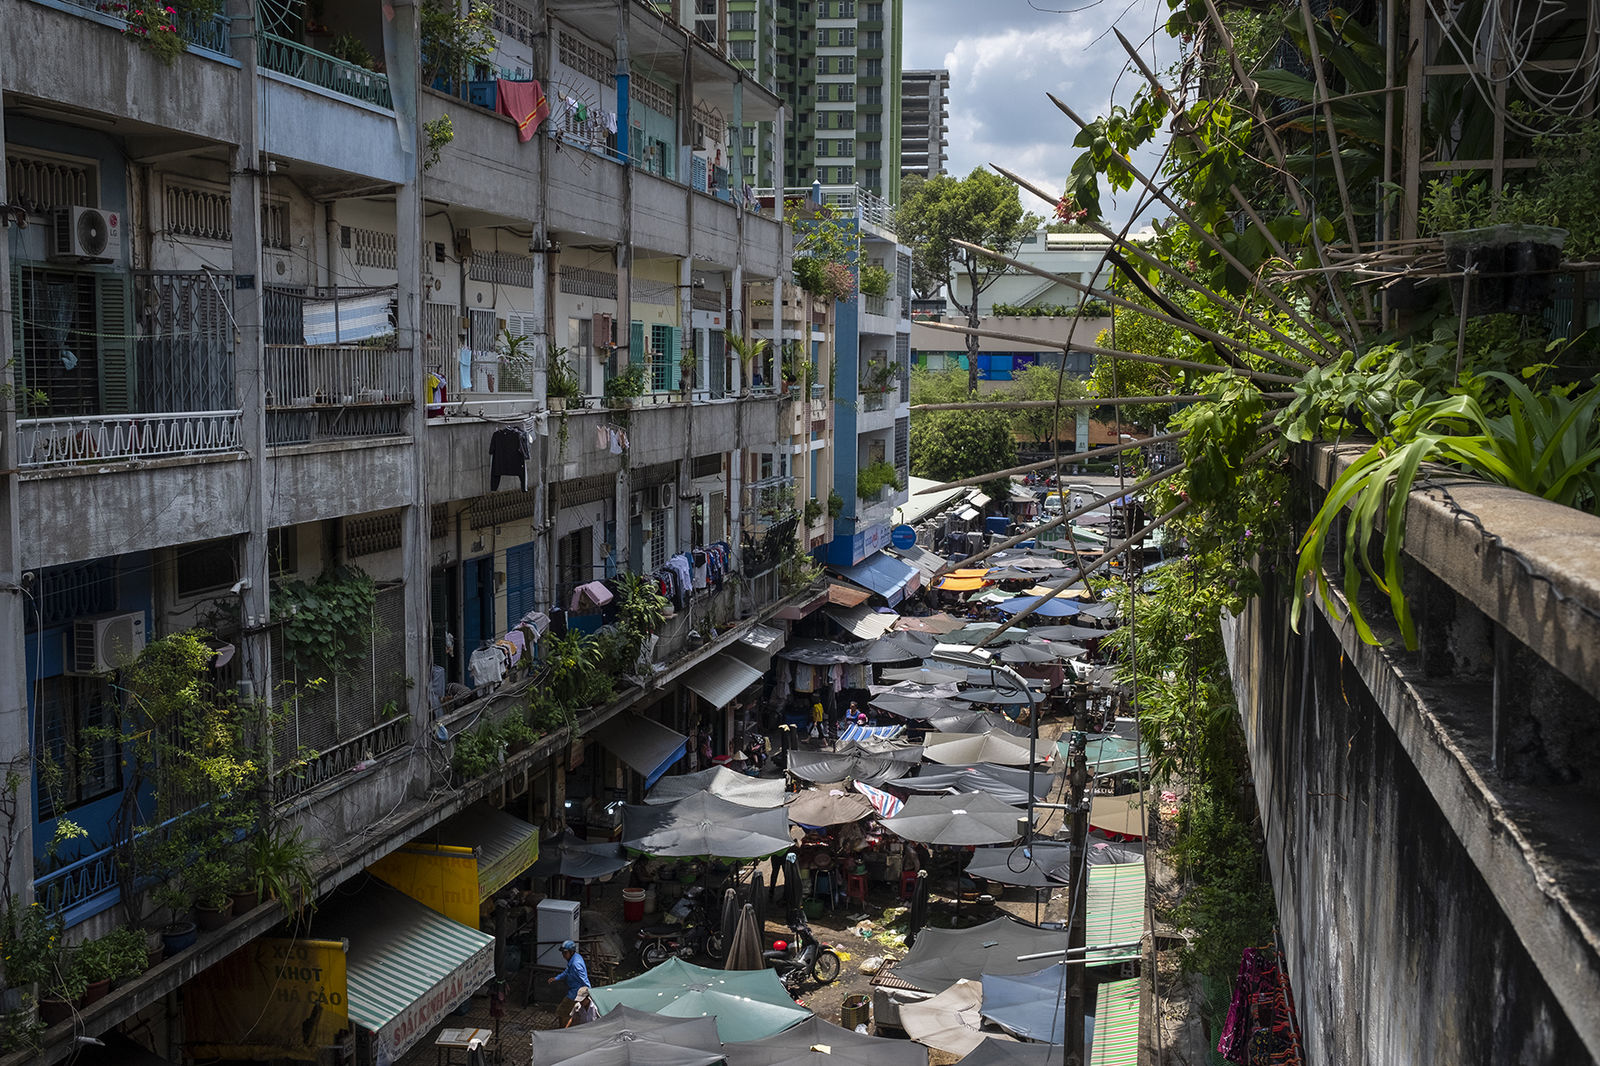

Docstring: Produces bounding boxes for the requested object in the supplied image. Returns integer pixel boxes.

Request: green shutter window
[630,321,646,368]
[96,274,134,414]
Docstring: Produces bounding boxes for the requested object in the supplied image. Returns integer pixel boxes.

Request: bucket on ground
[841,994,870,1031]
[623,887,646,922]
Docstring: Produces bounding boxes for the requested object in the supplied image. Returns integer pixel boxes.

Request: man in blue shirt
[547,939,590,1026]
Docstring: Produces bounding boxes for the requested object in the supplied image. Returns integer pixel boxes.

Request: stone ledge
[1305,441,1600,697]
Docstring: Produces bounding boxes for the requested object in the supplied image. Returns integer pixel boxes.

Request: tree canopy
[908,406,1018,504]
[895,170,1042,393]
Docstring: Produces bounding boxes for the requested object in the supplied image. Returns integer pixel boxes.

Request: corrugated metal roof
[826,604,898,640]
[1085,860,1146,964]
[828,582,874,607]
[592,712,690,787]
[1090,977,1140,1065]
[683,653,765,709]
[428,804,541,900]
[339,882,496,1061]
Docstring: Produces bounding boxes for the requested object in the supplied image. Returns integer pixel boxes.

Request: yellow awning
[936,576,989,591]
[947,568,991,579]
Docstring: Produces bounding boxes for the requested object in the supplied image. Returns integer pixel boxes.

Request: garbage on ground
[859,955,887,975]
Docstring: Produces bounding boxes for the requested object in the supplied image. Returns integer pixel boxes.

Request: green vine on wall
[273,566,378,678]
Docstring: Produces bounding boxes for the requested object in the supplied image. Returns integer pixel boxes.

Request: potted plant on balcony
[678,351,697,399]
[547,345,580,412]
[727,335,770,394]
[859,263,891,299]
[98,927,150,988]
[246,825,319,917]
[420,0,496,96]
[603,366,648,409]
[1,898,58,1045]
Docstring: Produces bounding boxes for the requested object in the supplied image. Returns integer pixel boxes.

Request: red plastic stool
[899,870,919,899]
[845,874,869,908]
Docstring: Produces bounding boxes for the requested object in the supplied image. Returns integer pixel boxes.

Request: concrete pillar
[612,0,635,572]
[226,0,272,711]
[388,0,432,721]
[0,74,35,909]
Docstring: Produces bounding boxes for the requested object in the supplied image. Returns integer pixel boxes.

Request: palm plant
[246,825,319,916]
[1293,373,1600,647]
[727,334,771,390]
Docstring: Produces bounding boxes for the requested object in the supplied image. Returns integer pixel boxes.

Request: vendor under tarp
[830,552,922,607]
[781,638,874,665]
[593,712,691,788]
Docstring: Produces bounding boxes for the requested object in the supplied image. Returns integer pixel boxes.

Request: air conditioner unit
[659,483,675,508]
[51,206,121,262]
[71,611,147,674]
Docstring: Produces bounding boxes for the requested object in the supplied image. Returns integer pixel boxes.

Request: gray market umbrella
[647,766,788,808]
[871,694,964,721]
[786,787,875,826]
[590,958,810,1042]
[907,764,1051,807]
[1023,640,1087,661]
[996,643,1061,665]
[723,1015,929,1066]
[1025,623,1117,642]
[926,709,1029,738]
[922,731,1042,767]
[881,665,967,685]
[622,790,793,858]
[946,626,1027,646]
[865,631,939,663]
[531,1005,725,1066]
[1075,600,1120,620]
[530,830,634,882]
[724,902,766,970]
[982,566,1038,582]
[980,966,1070,1042]
[880,792,1026,846]
[953,687,1041,707]
[957,1038,1063,1066]
[900,980,1011,1057]
[871,680,962,699]
[786,747,921,783]
[965,843,1075,888]
[888,916,1072,993]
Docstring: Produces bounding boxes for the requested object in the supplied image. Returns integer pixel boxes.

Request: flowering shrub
[98,2,186,64]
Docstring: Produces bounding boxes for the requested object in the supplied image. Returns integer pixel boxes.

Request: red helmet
[773,940,788,952]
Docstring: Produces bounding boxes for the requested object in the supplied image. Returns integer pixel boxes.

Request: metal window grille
[31,559,117,631]
[13,267,104,417]
[349,227,397,269]
[471,490,541,528]
[470,251,537,288]
[35,676,120,819]
[634,76,676,118]
[491,0,536,45]
[431,503,451,540]
[560,267,618,299]
[650,324,675,390]
[650,507,670,571]
[135,270,237,413]
[5,151,95,214]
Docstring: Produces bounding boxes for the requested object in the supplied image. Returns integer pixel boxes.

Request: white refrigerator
[536,898,582,969]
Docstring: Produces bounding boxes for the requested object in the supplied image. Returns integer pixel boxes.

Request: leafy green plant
[98,927,150,982]
[420,0,496,92]
[604,366,647,405]
[451,722,503,778]
[1,898,62,987]
[804,498,824,524]
[545,344,580,400]
[328,31,376,69]
[247,825,319,915]
[501,713,537,751]
[544,630,600,707]
[186,857,239,912]
[859,263,891,298]
[423,116,455,171]
[96,0,186,64]
[1293,373,1600,648]
[855,460,901,500]
[71,934,116,985]
[827,491,844,520]
[273,566,378,678]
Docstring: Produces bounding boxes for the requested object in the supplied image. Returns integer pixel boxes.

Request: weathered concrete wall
[1224,447,1600,1065]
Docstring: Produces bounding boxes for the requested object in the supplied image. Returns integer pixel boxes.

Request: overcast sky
[903,0,1180,230]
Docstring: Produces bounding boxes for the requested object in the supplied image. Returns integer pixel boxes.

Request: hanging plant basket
[1443,225,1567,317]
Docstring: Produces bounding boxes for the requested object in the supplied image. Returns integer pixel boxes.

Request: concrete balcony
[9,0,242,142]
[421,88,541,221]
[855,390,898,433]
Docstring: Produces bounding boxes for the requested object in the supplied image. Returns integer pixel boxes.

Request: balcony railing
[53,0,231,54]
[258,33,393,109]
[864,294,887,317]
[272,714,409,803]
[862,390,887,412]
[744,474,797,529]
[16,410,244,469]
[265,344,411,407]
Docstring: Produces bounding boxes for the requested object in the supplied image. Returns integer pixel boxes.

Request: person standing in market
[547,939,590,1025]
[810,698,826,740]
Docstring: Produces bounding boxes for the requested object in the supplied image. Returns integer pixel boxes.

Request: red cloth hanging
[496,79,549,143]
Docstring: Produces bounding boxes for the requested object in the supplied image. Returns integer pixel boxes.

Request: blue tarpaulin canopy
[831,553,921,607]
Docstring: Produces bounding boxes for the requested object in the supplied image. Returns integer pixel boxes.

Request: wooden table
[435,1027,493,1066]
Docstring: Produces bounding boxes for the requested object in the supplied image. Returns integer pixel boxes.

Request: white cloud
[902,0,1178,228]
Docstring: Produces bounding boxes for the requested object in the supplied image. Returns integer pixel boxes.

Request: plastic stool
[899,870,919,900]
[845,874,868,908]
[812,871,836,909]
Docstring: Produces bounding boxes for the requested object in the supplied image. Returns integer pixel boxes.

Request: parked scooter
[635,885,722,966]
[764,913,842,992]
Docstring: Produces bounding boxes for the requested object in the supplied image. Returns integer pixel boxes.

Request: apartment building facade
[899,68,949,180]
[0,1,831,1061]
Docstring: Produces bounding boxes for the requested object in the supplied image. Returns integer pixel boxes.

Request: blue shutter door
[504,542,537,623]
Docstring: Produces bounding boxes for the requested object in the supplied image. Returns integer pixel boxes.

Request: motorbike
[764,914,842,992]
[635,885,723,966]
